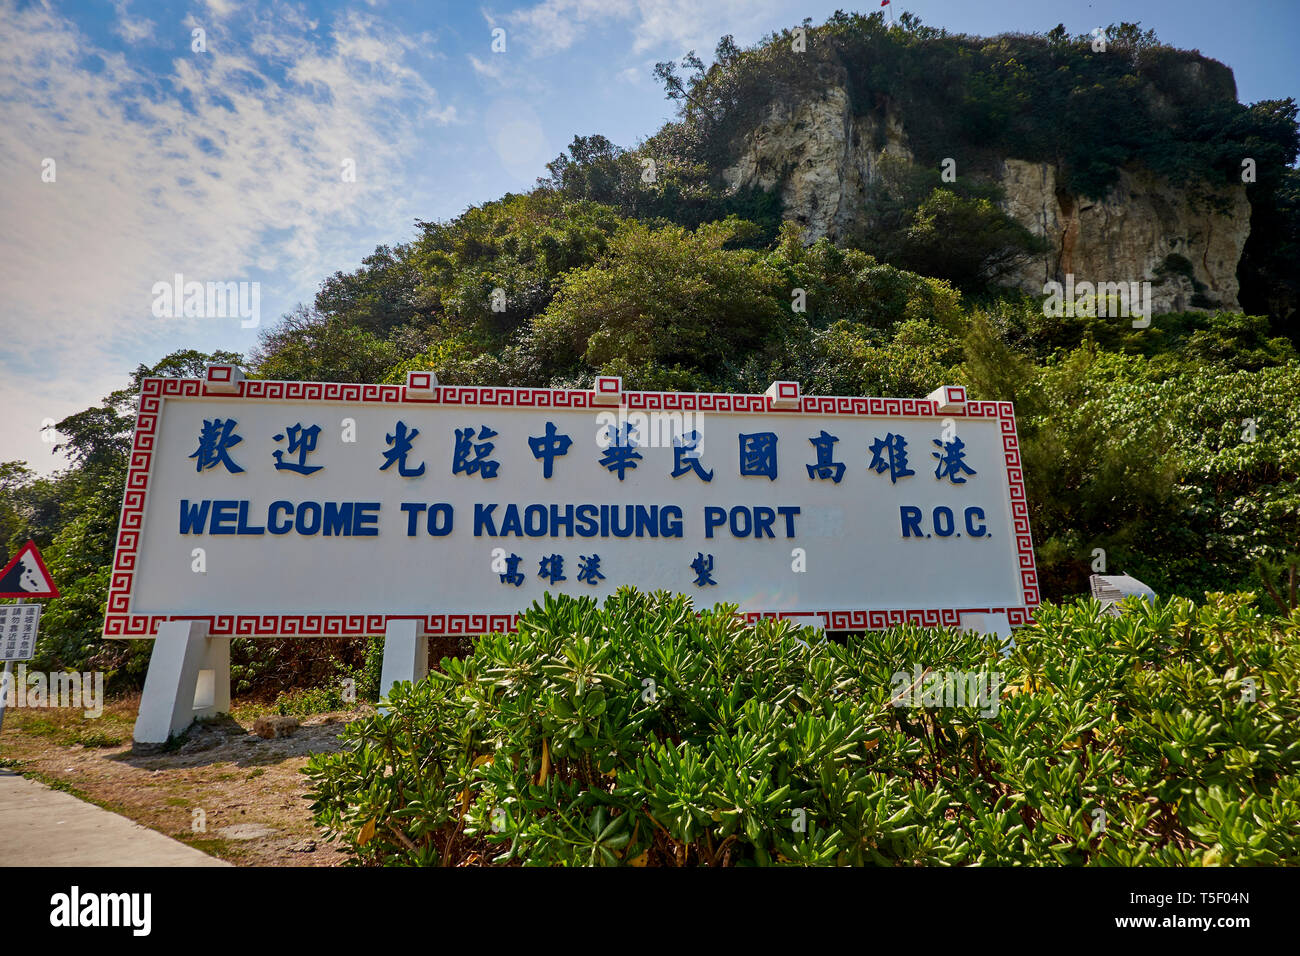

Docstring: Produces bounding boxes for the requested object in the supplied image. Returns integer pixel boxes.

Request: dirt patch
[0,693,369,866]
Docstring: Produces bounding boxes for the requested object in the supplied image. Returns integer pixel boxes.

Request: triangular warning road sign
[0,541,60,599]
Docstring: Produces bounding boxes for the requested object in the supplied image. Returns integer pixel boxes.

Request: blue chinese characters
[190,418,244,473]
[380,421,426,477]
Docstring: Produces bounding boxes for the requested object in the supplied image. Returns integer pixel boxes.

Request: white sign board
[104,371,1038,637]
[0,604,41,661]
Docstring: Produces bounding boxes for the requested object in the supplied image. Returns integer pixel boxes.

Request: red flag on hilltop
[881,1,890,6]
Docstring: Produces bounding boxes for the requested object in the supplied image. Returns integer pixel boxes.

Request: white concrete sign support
[379,618,428,710]
[133,619,230,743]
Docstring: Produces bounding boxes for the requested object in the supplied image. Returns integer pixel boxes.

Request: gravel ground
[0,693,369,866]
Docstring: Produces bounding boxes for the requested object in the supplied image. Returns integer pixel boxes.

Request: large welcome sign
[104,369,1038,638]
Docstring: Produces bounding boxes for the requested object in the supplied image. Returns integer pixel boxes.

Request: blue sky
[1,0,1297,474]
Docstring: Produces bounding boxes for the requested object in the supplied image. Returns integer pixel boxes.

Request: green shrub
[272,684,350,717]
[230,636,371,699]
[304,588,1300,866]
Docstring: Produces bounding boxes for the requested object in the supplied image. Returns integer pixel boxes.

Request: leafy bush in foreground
[304,589,1300,866]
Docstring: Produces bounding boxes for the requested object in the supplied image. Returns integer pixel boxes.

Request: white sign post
[0,602,40,740]
[0,603,41,664]
[108,367,1038,742]
[0,541,58,742]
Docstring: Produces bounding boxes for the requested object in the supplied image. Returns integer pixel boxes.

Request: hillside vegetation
[3,11,1298,693]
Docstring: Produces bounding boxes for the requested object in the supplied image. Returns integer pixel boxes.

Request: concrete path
[0,771,229,866]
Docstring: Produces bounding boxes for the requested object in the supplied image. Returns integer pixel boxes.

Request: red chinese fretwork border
[103,377,1039,637]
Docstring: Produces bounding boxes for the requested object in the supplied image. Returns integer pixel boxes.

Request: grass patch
[181,837,234,857]
[26,771,89,800]
[8,702,135,748]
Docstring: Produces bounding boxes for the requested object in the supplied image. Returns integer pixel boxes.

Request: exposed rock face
[722,87,1250,312]
[720,86,912,244]
[998,159,1250,313]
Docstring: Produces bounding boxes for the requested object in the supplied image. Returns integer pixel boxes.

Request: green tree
[3,349,242,686]
[523,218,785,389]
[894,189,1046,293]
[253,306,404,383]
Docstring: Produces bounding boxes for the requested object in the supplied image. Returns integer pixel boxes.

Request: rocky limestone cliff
[721,86,914,243]
[721,85,1250,313]
[999,159,1249,312]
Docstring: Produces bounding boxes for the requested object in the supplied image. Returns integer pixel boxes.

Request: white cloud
[627,0,788,53]
[502,0,786,56]
[468,53,502,79]
[201,0,239,20]
[505,0,634,56]
[112,0,155,44]
[0,0,455,473]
